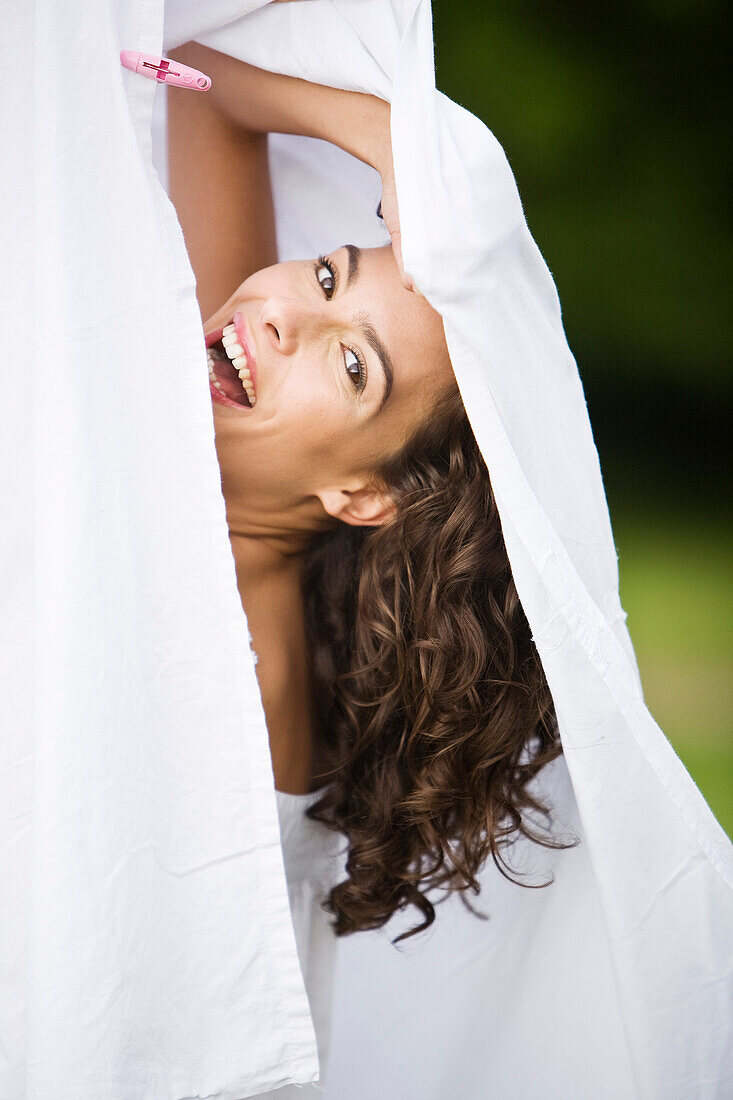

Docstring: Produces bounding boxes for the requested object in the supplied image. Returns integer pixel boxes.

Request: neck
[229,526,309,591]
[222,483,334,588]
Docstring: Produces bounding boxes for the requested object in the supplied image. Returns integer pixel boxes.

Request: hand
[266,5,414,291]
[376,147,418,294]
[186,34,413,289]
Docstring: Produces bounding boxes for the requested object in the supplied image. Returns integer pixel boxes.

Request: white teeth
[207,354,221,390]
[207,332,256,406]
[237,369,255,404]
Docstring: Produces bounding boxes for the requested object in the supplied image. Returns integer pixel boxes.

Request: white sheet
[1,1,319,1097]
[2,0,730,1097]
[173,3,733,1096]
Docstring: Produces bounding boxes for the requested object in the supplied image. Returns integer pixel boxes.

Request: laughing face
[203,244,454,535]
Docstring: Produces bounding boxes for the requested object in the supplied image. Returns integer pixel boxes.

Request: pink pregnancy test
[120,51,211,91]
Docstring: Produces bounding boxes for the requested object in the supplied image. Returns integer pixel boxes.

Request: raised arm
[167,41,403,322]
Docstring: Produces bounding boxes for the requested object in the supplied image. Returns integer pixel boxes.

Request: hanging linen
[1,1,319,1097]
[1,0,730,1098]
[161,1,733,1097]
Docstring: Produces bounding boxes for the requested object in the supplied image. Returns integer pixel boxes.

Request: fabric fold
[177,1,732,1095]
[2,0,730,1097]
[1,0,320,1097]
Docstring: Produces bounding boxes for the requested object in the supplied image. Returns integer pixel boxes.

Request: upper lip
[233,312,257,399]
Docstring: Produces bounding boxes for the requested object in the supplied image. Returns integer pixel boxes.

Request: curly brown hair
[301,381,576,943]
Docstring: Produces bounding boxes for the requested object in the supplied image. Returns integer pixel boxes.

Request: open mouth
[205,318,256,409]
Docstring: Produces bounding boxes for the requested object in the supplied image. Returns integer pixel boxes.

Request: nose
[259,296,326,356]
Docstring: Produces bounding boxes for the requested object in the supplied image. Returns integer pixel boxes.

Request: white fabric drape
[1,1,319,1097]
[162,3,733,1095]
[3,0,731,1097]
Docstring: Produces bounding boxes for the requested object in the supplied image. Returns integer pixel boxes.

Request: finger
[395,247,419,295]
[387,228,413,292]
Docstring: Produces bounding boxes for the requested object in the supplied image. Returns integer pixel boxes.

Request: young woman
[168,40,569,1088]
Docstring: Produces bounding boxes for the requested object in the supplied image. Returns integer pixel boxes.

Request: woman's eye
[315,256,336,299]
[343,346,366,392]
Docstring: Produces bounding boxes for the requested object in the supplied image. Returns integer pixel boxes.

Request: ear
[316,485,396,527]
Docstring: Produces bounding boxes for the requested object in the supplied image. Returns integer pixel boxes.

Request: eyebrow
[340,244,394,413]
[344,243,361,289]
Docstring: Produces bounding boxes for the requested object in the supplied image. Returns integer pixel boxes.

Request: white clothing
[2,0,731,1096]
[2,2,320,1097]
[257,789,343,1100]
[168,4,733,1093]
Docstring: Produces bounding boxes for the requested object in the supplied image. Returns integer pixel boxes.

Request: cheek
[279,355,349,426]
[228,264,282,308]
[237,259,302,297]
[282,389,373,476]
[230,274,266,304]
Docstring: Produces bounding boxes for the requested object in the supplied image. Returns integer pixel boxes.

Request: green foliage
[433,0,732,388]
[432,2,732,834]
[615,507,732,836]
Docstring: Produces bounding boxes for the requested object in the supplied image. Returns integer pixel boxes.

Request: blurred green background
[433,0,732,835]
